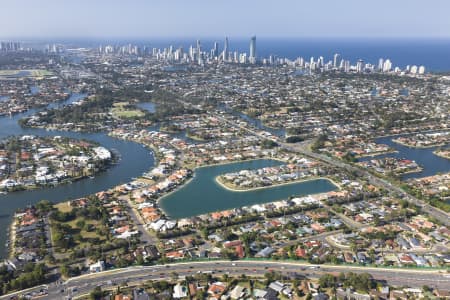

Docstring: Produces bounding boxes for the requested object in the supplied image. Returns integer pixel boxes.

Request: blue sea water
[56,37,450,71]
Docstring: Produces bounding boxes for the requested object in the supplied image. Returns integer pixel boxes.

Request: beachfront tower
[222,37,229,61]
[249,36,256,64]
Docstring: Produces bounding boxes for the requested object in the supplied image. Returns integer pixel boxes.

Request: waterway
[218,103,286,138]
[136,102,156,113]
[160,159,337,219]
[358,135,450,180]
[0,94,155,258]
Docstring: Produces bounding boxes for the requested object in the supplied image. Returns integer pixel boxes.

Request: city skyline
[1,0,450,39]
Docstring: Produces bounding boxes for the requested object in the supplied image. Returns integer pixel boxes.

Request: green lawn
[111,108,145,118]
[50,207,107,253]
[54,202,73,213]
[111,102,146,118]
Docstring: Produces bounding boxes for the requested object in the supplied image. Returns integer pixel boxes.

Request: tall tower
[223,37,229,61]
[378,58,384,71]
[196,40,202,64]
[333,53,340,69]
[249,36,256,63]
[213,41,219,58]
[196,40,201,54]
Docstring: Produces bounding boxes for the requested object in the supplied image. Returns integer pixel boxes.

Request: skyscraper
[378,58,384,71]
[222,37,229,62]
[383,59,392,72]
[356,59,364,73]
[213,41,219,58]
[333,53,340,69]
[196,40,202,64]
[196,39,201,55]
[249,36,256,63]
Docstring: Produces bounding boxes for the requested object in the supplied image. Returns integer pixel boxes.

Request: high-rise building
[222,37,229,61]
[213,41,219,58]
[356,59,364,73]
[344,60,351,72]
[196,39,201,53]
[418,65,425,74]
[382,59,392,72]
[249,36,256,63]
[318,56,324,68]
[189,45,194,61]
[333,53,340,68]
[378,58,384,71]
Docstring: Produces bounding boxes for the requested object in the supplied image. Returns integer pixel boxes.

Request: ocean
[54,37,450,72]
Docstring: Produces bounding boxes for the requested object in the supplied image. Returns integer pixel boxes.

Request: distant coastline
[12,37,450,71]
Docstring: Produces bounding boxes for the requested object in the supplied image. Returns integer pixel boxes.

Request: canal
[0,94,155,258]
[160,159,338,219]
[357,135,450,180]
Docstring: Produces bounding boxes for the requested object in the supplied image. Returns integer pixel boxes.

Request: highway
[2,260,449,299]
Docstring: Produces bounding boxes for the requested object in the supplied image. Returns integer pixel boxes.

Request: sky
[1,0,450,39]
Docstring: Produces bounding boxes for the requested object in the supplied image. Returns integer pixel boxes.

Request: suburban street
[119,194,158,245]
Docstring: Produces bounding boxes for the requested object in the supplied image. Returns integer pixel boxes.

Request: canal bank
[0,94,155,258]
[160,159,338,219]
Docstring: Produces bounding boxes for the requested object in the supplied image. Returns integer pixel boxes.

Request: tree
[319,274,336,288]
[422,285,432,293]
[311,134,328,151]
[90,286,104,300]
[170,272,179,281]
[342,151,357,163]
[60,264,69,278]
[136,254,144,265]
[261,139,278,148]
[76,219,86,229]
[36,200,53,213]
[286,136,304,143]
[200,227,209,239]
[222,274,229,283]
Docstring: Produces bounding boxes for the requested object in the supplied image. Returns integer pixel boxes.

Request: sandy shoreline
[215,176,340,193]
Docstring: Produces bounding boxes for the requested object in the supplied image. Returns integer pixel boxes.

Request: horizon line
[2,36,450,42]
